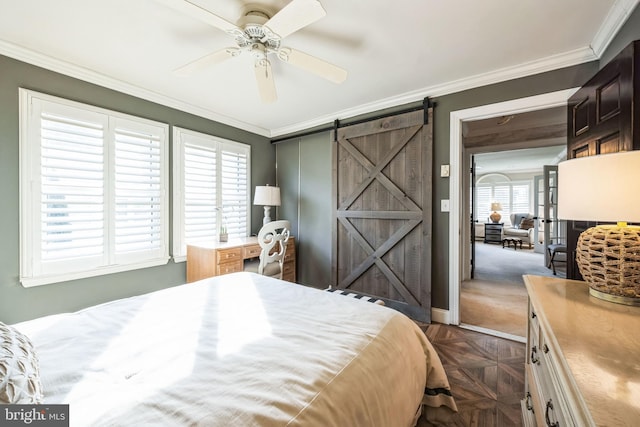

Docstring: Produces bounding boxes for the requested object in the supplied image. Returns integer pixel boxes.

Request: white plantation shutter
[220,147,248,237]
[40,111,106,266]
[475,186,491,221]
[511,183,530,214]
[173,128,250,260]
[493,185,510,213]
[184,143,218,242]
[113,121,165,262]
[20,89,169,287]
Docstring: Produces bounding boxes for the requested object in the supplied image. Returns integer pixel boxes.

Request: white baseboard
[431,307,450,324]
[459,324,526,343]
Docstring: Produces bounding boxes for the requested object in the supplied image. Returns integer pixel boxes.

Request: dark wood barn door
[332,109,433,322]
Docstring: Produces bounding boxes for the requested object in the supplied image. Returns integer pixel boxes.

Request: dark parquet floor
[418,323,526,427]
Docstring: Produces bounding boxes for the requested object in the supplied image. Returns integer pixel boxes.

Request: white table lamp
[558,151,640,306]
[254,185,281,225]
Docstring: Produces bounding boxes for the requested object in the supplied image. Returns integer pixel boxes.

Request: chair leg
[550,250,557,275]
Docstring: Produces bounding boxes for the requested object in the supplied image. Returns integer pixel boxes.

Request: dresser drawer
[216,247,242,264]
[520,388,536,427]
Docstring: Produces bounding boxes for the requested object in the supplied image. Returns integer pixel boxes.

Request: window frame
[172,127,251,262]
[19,88,170,287]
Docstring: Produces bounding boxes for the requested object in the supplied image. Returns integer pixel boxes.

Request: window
[19,89,169,287]
[475,174,531,223]
[173,127,250,260]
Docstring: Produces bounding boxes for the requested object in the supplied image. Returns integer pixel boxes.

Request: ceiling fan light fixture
[164,0,346,102]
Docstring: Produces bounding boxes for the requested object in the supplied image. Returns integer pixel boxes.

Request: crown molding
[0,40,271,137]
[590,0,640,57]
[270,46,596,137]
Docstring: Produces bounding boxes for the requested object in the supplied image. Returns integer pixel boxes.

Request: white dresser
[522,275,640,426]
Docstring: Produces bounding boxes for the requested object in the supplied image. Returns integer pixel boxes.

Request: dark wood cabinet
[565,39,640,279]
[567,40,640,158]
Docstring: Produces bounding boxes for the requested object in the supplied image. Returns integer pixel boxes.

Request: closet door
[332,109,433,322]
[566,40,640,279]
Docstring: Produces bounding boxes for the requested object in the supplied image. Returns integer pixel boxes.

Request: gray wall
[276,132,332,288]
[0,55,274,323]
[275,5,640,310]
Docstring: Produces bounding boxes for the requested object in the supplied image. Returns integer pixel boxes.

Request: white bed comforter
[15,272,456,426]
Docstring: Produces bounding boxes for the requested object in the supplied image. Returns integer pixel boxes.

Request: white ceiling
[0,0,637,137]
[475,145,567,175]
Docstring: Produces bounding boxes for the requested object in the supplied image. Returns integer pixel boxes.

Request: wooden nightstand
[483,222,503,244]
[186,236,296,283]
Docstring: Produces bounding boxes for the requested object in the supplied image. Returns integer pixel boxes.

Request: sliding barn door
[332,109,433,322]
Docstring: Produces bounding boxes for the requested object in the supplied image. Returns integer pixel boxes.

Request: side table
[484,222,503,244]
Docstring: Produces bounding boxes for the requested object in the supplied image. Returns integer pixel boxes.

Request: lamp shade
[490,202,502,211]
[558,151,640,223]
[557,150,640,306]
[253,185,281,207]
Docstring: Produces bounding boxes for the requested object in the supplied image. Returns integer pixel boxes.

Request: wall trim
[271,47,596,137]
[0,39,271,137]
[431,307,450,325]
[591,0,640,57]
[0,38,597,140]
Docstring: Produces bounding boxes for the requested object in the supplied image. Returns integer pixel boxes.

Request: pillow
[519,218,535,230]
[0,321,43,404]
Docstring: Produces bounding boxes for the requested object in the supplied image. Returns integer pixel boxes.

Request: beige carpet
[459,242,563,338]
[460,279,528,337]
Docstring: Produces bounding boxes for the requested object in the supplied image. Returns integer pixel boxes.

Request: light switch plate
[441,199,450,212]
[440,164,450,177]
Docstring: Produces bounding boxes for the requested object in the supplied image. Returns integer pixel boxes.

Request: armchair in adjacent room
[502,213,535,248]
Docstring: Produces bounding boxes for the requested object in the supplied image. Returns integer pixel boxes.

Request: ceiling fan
[158,0,348,103]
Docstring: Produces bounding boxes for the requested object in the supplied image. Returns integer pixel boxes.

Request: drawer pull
[525,392,534,412]
[543,344,549,354]
[545,400,559,427]
[531,346,540,365]
[531,311,537,319]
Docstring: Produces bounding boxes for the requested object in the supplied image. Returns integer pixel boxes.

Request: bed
[6,272,457,426]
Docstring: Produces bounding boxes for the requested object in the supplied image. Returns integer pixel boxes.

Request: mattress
[14,272,456,426]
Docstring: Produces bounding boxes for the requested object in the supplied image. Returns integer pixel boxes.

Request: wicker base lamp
[558,151,640,306]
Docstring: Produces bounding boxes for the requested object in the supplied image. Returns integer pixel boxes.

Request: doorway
[463,146,566,339]
[448,89,578,338]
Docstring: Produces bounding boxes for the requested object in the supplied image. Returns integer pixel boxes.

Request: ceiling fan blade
[174,48,240,76]
[264,0,326,39]
[254,59,277,103]
[155,0,242,35]
[277,48,347,84]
